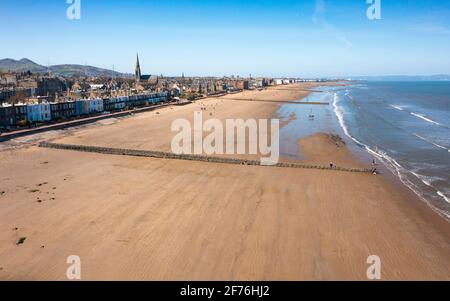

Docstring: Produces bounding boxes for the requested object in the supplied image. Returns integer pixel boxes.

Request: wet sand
[0,83,449,280]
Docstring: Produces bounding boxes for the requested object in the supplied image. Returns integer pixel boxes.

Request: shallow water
[278,81,450,220]
[277,86,346,161]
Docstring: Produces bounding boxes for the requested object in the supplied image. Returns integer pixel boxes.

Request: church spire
[135,53,141,83]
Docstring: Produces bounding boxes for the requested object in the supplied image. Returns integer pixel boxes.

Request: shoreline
[0,83,449,280]
[297,132,450,238]
[276,83,450,225]
[350,137,450,223]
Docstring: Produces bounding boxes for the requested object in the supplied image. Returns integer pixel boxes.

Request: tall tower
[135,53,142,84]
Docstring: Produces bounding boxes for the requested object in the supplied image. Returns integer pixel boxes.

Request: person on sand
[330,162,334,169]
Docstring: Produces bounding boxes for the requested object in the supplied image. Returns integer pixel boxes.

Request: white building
[27,103,51,123]
[275,79,284,85]
[89,84,105,91]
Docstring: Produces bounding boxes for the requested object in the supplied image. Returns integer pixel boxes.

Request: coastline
[0,83,449,280]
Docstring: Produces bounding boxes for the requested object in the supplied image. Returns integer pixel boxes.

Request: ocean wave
[410,171,440,188]
[389,104,405,111]
[410,171,450,206]
[389,104,449,129]
[410,112,443,126]
[413,134,450,153]
[437,191,450,205]
[371,149,450,220]
[332,93,364,148]
[333,92,450,221]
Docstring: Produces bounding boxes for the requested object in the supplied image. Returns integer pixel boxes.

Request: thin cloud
[312,0,352,48]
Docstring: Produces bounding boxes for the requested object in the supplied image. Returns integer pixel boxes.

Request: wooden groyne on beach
[39,142,372,173]
[221,98,329,105]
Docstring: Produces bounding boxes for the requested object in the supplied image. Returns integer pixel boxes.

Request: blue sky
[1,0,450,77]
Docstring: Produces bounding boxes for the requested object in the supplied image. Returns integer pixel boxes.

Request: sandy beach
[0,83,449,280]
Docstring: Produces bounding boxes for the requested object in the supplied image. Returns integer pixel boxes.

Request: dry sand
[0,83,449,280]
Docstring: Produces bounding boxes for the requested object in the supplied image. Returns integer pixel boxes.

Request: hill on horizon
[0,58,129,78]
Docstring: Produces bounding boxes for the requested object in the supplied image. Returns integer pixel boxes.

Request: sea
[277,81,450,221]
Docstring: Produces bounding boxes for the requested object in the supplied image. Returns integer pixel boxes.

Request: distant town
[0,55,333,132]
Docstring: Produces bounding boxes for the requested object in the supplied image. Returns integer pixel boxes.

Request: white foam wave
[332,93,364,147]
[333,92,450,221]
[373,150,450,220]
[388,103,449,130]
[389,105,449,130]
[410,171,441,188]
[390,104,405,111]
[411,171,450,206]
[437,191,450,205]
[410,112,442,126]
[413,134,450,152]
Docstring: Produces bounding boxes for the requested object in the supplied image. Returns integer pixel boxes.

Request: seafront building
[75,99,89,116]
[0,104,15,127]
[26,103,51,123]
[0,91,170,129]
[50,101,76,120]
[88,98,104,114]
[103,97,126,112]
[1,54,334,131]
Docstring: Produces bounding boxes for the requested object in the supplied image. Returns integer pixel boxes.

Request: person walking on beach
[330,162,334,169]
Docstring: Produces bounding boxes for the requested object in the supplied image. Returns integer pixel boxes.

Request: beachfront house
[103,97,126,112]
[75,100,89,116]
[103,98,114,112]
[87,98,104,114]
[50,101,76,121]
[0,104,15,128]
[117,97,127,110]
[147,91,168,104]
[27,103,51,123]
[14,104,28,126]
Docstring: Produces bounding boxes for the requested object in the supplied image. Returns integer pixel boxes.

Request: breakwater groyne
[39,142,372,173]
